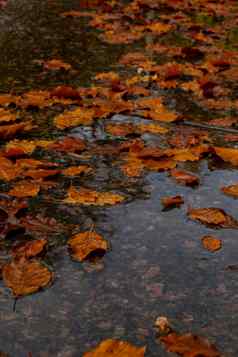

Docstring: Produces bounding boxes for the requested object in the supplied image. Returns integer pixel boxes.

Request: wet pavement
[0,1,238,356]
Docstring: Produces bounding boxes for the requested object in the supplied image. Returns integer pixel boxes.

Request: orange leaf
[62,165,92,177]
[83,339,146,357]
[54,107,95,129]
[170,169,199,186]
[213,147,238,166]
[12,239,47,259]
[161,195,184,209]
[68,231,108,262]
[221,184,238,198]
[41,59,72,71]
[8,181,41,198]
[2,257,53,297]
[0,108,17,124]
[201,236,222,252]
[160,332,221,357]
[0,157,21,181]
[188,207,238,228]
[64,186,125,206]
[0,121,33,139]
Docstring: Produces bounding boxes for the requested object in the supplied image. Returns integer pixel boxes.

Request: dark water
[0,1,238,356]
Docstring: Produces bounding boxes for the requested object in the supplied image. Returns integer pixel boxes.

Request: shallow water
[0,1,238,356]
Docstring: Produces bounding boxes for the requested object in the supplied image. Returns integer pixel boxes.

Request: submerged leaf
[160,332,221,357]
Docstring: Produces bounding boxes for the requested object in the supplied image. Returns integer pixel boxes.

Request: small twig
[13,297,17,312]
[181,120,238,134]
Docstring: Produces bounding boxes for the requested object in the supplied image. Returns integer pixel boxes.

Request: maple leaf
[188,208,238,228]
[64,186,125,206]
[201,236,222,252]
[2,257,53,297]
[83,339,146,357]
[68,231,108,262]
[160,332,221,357]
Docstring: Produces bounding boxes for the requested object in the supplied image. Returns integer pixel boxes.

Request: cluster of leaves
[1,0,238,354]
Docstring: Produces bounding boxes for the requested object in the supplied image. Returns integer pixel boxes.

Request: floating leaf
[161,195,184,210]
[68,231,108,262]
[3,257,53,297]
[160,332,221,357]
[64,186,125,206]
[0,108,17,124]
[188,207,238,228]
[0,121,33,139]
[221,184,238,198]
[201,236,222,252]
[170,169,199,186]
[41,59,72,71]
[83,339,146,357]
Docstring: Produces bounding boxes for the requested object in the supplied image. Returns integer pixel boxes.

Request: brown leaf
[160,332,221,357]
[50,85,81,99]
[68,231,108,262]
[11,239,47,259]
[8,181,41,198]
[62,165,92,177]
[0,121,33,139]
[54,107,95,129]
[41,59,72,71]
[161,195,184,210]
[83,339,146,357]
[2,257,53,297]
[49,136,85,153]
[64,187,125,206]
[201,236,222,252]
[24,169,60,180]
[188,207,238,228]
[213,147,238,166]
[170,169,199,186]
[221,184,238,198]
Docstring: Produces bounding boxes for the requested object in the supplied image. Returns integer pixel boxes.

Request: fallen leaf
[12,239,47,259]
[24,169,60,180]
[0,108,17,123]
[64,186,125,206]
[3,257,53,297]
[221,184,238,198]
[41,59,72,71]
[201,236,222,252]
[83,339,146,357]
[49,136,85,153]
[0,157,21,181]
[188,207,238,228]
[0,121,33,139]
[62,165,92,176]
[144,159,177,171]
[68,231,108,262]
[54,107,95,129]
[161,195,184,210]
[213,147,238,166]
[170,169,199,186]
[8,181,41,198]
[160,332,221,357]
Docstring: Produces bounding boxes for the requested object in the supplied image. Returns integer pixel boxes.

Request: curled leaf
[68,231,108,262]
